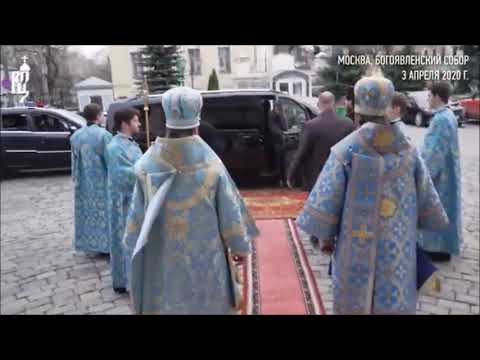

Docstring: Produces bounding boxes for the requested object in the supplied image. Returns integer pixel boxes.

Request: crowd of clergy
[69,78,462,315]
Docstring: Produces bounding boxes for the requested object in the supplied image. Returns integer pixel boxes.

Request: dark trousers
[273,142,285,182]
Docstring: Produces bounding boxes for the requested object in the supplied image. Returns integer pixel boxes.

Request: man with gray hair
[287,91,354,246]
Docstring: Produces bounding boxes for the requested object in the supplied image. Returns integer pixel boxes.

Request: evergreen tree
[136,45,183,93]
[318,46,367,99]
[380,45,426,92]
[207,69,219,90]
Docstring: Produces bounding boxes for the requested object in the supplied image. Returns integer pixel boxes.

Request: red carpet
[240,188,309,220]
[242,219,325,315]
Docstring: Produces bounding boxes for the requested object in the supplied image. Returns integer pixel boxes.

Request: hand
[320,239,335,255]
[232,253,247,263]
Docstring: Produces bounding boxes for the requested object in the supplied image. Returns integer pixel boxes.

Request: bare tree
[1,45,17,106]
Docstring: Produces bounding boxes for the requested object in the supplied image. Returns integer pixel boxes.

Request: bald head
[318,91,335,112]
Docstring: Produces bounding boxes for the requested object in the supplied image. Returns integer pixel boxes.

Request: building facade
[108,45,323,100]
[74,76,114,112]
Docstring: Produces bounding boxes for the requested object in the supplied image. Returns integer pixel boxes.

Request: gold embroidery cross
[352,224,374,241]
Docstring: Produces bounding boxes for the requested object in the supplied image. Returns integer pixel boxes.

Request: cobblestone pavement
[1,172,132,315]
[1,124,478,315]
[299,124,480,315]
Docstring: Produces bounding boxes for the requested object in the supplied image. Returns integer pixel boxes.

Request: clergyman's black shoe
[426,251,451,262]
[310,236,320,247]
[114,287,127,294]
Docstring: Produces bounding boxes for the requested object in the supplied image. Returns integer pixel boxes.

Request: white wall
[77,88,114,112]
[182,45,271,90]
[109,45,275,95]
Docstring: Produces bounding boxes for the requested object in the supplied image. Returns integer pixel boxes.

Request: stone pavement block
[316,278,332,286]
[52,290,77,307]
[88,303,115,313]
[418,295,438,305]
[444,272,464,281]
[114,296,130,304]
[437,299,470,312]
[100,269,110,277]
[462,274,479,282]
[19,279,48,291]
[25,304,52,315]
[430,289,456,301]
[77,273,100,282]
[105,306,132,315]
[74,263,97,271]
[16,287,45,300]
[45,273,69,285]
[55,279,77,289]
[46,304,76,315]
[416,310,430,315]
[468,287,479,297]
[25,297,52,310]
[449,309,471,315]
[1,298,29,314]
[100,289,124,302]
[27,289,54,302]
[80,291,102,307]
[1,296,17,304]
[455,293,479,305]
[36,271,57,280]
[420,303,450,315]
[77,284,97,295]
[95,281,110,291]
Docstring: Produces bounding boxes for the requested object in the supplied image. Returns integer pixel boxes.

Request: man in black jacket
[287,91,354,246]
[264,100,289,184]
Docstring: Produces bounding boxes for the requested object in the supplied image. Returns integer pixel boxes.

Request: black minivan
[106,89,319,183]
[1,107,86,176]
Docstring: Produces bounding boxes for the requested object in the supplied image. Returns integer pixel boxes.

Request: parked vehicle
[106,89,319,183]
[458,92,480,120]
[402,90,466,128]
[1,107,86,176]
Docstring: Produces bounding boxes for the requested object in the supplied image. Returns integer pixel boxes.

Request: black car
[402,93,466,128]
[106,89,319,184]
[1,107,86,176]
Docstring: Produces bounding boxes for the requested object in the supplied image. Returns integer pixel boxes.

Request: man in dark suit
[266,101,289,185]
[287,91,355,246]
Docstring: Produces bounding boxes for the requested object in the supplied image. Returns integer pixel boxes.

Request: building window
[218,46,231,74]
[254,45,268,73]
[188,48,201,75]
[131,52,143,79]
[90,96,104,111]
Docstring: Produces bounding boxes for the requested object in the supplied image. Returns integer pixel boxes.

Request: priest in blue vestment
[123,87,259,314]
[70,103,112,254]
[418,82,463,262]
[106,108,143,293]
[296,76,449,314]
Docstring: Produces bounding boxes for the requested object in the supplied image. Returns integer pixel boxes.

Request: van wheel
[415,113,424,127]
